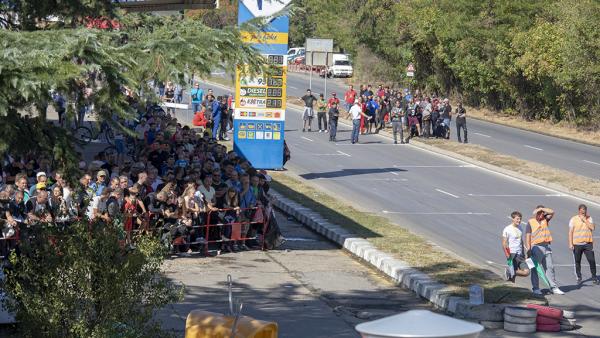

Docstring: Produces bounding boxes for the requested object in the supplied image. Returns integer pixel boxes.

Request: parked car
[287,47,305,63]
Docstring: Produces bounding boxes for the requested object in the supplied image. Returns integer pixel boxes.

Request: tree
[3,220,183,337]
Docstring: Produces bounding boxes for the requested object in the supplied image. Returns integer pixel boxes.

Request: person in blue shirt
[366,96,379,134]
[190,82,204,113]
[209,95,221,140]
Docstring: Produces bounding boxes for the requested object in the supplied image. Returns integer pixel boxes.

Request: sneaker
[302,128,305,132]
[325,130,328,133]
[223,137,230,141]
[552,287,565,295]
[401,141,405,144]
[319,129,323,133]
[593,278,600,285]
[308,128,312,132]
[532,288,543,296]
[504,267,511,281]
[576,277,583,285]
[394,141,398,144]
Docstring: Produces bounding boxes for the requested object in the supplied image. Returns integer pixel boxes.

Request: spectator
[316,93,328,133]
[301,89,317,132]
[456,102,468,143]
[344,85,356,112]
[328,102,340,142]
[190,83,204,113]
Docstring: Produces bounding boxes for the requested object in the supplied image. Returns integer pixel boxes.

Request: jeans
[422,118,431,137]
[191,102,201,113]
[351,119,360,143]
[456,119,468,142]
[212,115,221,139]
[392,121,403,143]
[329,118,338,140]
[531,244,559,289]
[573,243,597,279]
[317,112,328,130]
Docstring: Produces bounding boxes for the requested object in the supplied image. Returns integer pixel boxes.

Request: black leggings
[573,243,597,279]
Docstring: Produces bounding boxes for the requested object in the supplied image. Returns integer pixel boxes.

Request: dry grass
[270,172,542,304]
[422,139,600,198]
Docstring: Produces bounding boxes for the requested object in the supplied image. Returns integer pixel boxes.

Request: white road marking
[289,85,298,89]
[301,136,314,142]
[468,193,566,197]
[583,160,600,167]
[314,153,347,156]
[316,177,407,182]
[524,144,544,151]
[474,132,491,138]
[335,143,399,146]
[388,171,400,176]
[403,139,600,208]
[336,150,351,157]
[393,164,475,168]
[383,211,490,215]
[435,189,460,198]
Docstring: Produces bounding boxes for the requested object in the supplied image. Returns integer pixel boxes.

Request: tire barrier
[562,310,576,319]
[504,313,536,325]
[504,306,537,318]
[536,316,559,325]
[526,304,563,320]
[503,321,537,333]
[537,323,561,332]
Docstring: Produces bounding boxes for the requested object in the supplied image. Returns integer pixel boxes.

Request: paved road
[202,81,599,336]
[285,72,600,180]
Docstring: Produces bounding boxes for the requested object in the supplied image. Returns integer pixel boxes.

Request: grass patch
[270,172,542,305]
[421,139,600,198]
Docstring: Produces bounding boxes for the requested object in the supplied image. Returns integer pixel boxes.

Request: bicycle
[71,121,114,145]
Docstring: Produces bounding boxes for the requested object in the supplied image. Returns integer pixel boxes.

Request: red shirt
[344,90,357,104]
[328,97,340,108]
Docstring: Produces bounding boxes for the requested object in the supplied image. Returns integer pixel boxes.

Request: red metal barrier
[196,207,269,255]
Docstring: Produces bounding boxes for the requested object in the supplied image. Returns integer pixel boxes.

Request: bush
[2,220,183,338]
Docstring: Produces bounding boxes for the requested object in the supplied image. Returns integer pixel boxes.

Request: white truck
[326,53,353,78]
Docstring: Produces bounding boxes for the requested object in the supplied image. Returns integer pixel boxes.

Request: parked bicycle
[71,121,114,145]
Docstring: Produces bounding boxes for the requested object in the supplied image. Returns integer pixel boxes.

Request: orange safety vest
[570,216,593,244]
[529,218,553,245]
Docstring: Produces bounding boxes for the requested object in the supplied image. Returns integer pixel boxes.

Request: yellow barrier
[185,310,278,338]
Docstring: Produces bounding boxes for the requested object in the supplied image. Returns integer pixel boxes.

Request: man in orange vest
[525,205,565,295]
[569,204,598,285]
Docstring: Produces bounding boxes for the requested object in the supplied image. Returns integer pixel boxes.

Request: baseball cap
[331,92,336,95]
[36,172,47,178]
[97,170,107,178]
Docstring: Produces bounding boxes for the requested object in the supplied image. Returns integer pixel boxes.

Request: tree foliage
[3,221,183,337]
[290,0,600,126]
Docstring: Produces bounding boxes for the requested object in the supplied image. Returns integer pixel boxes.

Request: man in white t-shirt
[347,99,369,144]
[502,211,530,282]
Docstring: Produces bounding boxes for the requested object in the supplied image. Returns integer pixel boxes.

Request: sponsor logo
[240,87,266,97]
[239,98,266,108]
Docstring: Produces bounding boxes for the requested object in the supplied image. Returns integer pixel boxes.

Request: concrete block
[454,303,507,322]
[447,297,468,314]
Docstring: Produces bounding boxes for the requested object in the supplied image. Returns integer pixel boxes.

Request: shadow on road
[300,167,406,180]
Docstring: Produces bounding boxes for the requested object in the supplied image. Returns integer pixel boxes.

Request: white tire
[562,310,576,319]
[561,324,575,331]
[504,313,536,324]
[504,321,537,333]
[480,320,504,329]
[504,306,537,318]
[560,318,576,326]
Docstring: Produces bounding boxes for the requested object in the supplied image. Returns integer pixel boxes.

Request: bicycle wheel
[103,145,117,158]
[74,126,93,144]
[103,128,115,145]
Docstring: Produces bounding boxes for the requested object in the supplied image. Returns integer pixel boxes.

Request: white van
[327,53,353,78]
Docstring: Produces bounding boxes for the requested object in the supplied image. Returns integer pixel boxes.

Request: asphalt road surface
[285,72,600,180]
[199,81,599,336]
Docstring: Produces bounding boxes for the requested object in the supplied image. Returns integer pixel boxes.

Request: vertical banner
[235,0,291,169]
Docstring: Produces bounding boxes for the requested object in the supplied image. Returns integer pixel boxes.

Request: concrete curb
[270,190,466,315]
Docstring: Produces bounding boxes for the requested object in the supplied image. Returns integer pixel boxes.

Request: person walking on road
[301,89,317,132]
[526,205,565,295]
[344,85,356,112]
[316,94,328,133]
[569,204,599,285]
[390,100,404,144]
[456,102,468,143]
[347,100,370,144]
[328,102,340,142]
[502,211,530,282]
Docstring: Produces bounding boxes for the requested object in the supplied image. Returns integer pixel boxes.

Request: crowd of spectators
[0,98,284,259]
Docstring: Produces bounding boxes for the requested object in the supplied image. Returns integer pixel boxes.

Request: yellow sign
[238,131,247,139]
[273,132,281,140]
[235,65,287,110]
[241,31,289,45]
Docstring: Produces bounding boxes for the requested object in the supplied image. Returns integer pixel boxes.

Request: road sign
[236,0,292,169]
[306,38,334,53]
